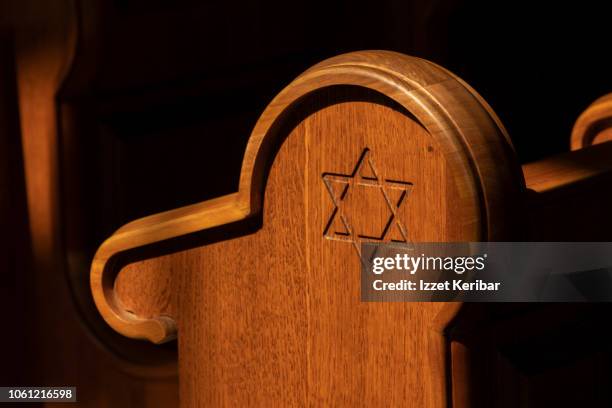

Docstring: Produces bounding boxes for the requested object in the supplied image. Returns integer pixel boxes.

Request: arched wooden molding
[571,92,612,150]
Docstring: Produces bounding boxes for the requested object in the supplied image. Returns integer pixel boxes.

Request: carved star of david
[322,148,412,256]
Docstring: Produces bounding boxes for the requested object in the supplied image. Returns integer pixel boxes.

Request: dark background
[1,0,612,406]
[58,0,612,225]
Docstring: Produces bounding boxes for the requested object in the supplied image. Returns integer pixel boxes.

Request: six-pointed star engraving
[322,148,412,256]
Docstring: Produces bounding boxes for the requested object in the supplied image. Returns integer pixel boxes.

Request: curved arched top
[571,92,612,150]
[239,50,523,238]
[91,50,524,344]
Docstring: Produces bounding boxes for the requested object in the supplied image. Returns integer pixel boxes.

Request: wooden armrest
[524,141,612,193]
[523,141,612,241]
[91,193,249,343]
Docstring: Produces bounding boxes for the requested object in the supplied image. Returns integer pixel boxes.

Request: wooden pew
[90,51,612,407]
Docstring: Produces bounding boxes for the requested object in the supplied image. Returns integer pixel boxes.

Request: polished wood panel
[92,51,522,345]
[187,100,449,406]
[92,51,523,406]
[88,50,612,408]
